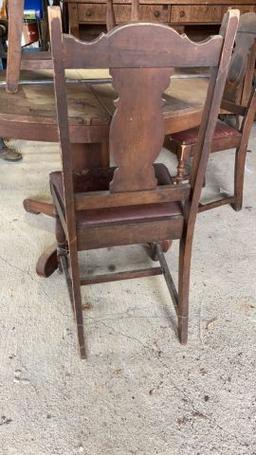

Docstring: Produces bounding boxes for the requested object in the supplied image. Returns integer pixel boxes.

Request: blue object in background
[24,0,44,20]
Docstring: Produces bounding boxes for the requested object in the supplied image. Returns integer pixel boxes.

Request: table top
[0,70,208,143]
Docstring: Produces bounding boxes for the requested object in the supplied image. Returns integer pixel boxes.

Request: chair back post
[238,87,256,150]
[241,40,256,107]
[188,10,239,223]
[48,7,77,247]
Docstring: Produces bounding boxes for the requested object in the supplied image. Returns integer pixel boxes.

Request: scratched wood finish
[0,76,208,142]
[47,6,239,357]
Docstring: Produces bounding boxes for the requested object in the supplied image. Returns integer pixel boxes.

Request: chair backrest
[222,12,256,108]
[48,7,239,221]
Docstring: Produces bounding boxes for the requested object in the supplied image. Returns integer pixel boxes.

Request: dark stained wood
[45,6,239,357]
[50,6,86,359]
[74,184,190,211]
[62,24,224,68]
[175,10,239,344]
[76,218,185,250]
[198,196,235,212]
[17,75,207,279]
[109,67,173,192]
[80,267,162,285]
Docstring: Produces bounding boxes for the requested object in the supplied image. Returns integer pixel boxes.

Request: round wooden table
[0,74,208,276]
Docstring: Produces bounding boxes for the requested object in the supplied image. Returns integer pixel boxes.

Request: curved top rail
[61,21,224,69]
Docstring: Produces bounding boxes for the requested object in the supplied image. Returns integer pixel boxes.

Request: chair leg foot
[77,323,87,359]
[67,239,87,359]
[79,339,87,359]
[231,200,242,212]
[178,317,188,345]
[233,145,247,214]
[177,236,192,345]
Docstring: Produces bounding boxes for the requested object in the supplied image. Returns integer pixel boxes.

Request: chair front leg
[177,232,193,344]
[175,144,192,183]
[232,143,248,211]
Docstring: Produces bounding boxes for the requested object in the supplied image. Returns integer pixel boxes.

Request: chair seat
[171,119,241,147]
[50,163,183,228]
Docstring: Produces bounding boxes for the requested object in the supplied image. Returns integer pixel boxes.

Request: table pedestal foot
[36,244,58,278]
[23,198,55,217]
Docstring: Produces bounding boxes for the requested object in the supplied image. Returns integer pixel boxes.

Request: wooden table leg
[6,0,24,93]
[24,142,109,277]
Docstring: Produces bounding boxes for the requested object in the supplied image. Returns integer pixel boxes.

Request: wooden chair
[5,0,121,93]
[6,0,53,93]
[167,12,256,213]
[47,6,238,358]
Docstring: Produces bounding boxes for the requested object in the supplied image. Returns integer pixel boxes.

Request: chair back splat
[48,6,239,358]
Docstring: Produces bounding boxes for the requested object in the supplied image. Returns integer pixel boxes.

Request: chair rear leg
[68,243,87,359]
[55,215,76,314]
[56,215,68,273]
[232,144,248,211]
[55,212,86,358]
[177,236,193,344]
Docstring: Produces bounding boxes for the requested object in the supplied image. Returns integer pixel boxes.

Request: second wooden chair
[167,12,256,212]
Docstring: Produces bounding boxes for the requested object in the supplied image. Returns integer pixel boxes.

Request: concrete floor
[0,127,256,455]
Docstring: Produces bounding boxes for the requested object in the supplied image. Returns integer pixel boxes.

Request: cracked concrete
[0,126,256,454]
